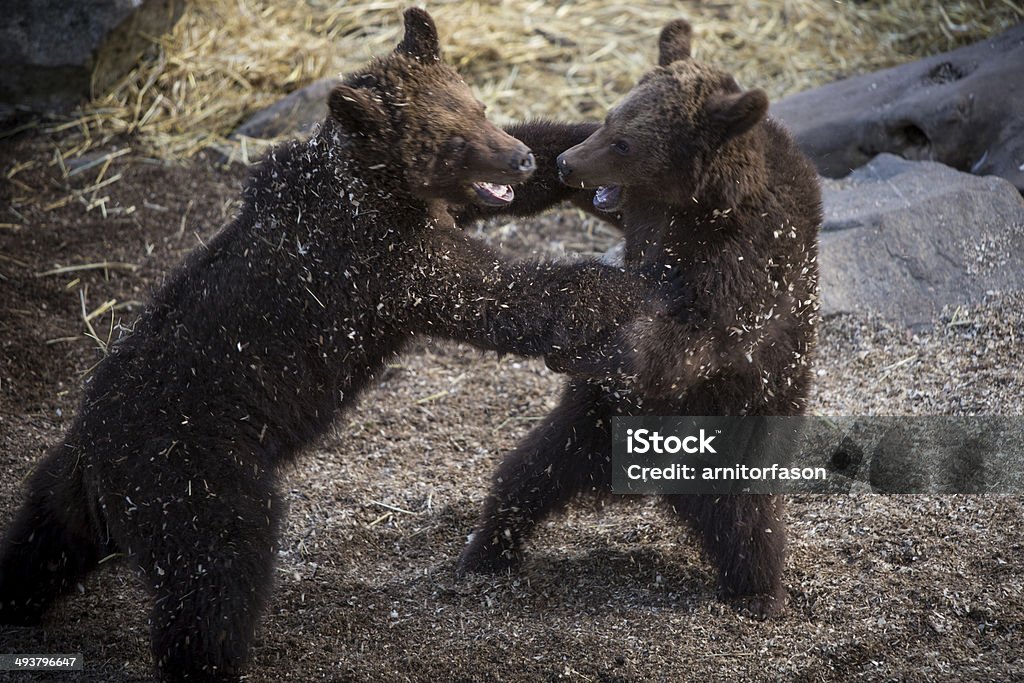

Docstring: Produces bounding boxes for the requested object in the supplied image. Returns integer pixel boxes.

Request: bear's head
[326,8,535,208]
[556,19,769,211]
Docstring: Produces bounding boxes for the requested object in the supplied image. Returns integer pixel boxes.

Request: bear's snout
[513,150,536,174]
[556,152,573,180]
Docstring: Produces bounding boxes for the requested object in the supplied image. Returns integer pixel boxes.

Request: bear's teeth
[473,182,514,204]
[593,185,622,211]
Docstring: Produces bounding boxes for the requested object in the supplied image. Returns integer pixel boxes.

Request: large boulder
[233,77,335,141]
[0,0,185,119]
[819,154,1024,325]
[771,23,1024,192]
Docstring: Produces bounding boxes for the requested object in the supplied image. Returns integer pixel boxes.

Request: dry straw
[34,0,1024,162]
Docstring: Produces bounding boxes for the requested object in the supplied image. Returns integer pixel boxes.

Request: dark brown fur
[458,19,822,616]
[0,10,665,681]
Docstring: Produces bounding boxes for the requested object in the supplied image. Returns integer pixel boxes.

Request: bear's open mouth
[472,182,515,206]
[593,185,623,212]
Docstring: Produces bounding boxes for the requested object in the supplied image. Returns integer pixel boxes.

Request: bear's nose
[512,150,536,174]
[556,153,572,178]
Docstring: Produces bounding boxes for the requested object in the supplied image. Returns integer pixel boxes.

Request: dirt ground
[1,135,1023,682]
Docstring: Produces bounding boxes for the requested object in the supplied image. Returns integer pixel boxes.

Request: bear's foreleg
[417,227,652,362]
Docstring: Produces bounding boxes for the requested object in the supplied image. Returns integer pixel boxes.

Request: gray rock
[771,23,1024,192]
[0,0,185,117]
[233,77,336,140]
[789,416,1024,494]
[819,154,1024,325]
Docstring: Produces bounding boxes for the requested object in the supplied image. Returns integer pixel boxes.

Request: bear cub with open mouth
[0,9,670,681]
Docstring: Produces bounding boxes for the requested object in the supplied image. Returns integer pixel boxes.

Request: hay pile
[19,0,1024,162]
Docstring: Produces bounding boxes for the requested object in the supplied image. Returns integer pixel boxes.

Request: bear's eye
[354,73,378,89]
[611,139,631,155]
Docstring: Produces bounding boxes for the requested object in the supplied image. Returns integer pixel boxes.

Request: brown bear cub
[458,19,821,616]
[0,10,670,681]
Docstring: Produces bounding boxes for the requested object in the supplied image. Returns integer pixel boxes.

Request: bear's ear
[397,7,441,62]
[328,84,387,134]
[706,88,769,140]
[658,19,692,66]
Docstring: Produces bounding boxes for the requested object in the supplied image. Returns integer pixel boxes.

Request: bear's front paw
[644,261,697,322]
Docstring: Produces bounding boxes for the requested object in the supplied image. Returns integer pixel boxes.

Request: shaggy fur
[0,10,665,681]
[458,19,822,615]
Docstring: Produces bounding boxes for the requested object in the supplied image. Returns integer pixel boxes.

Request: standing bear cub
[459,19,822,615]
[0,9,669,681]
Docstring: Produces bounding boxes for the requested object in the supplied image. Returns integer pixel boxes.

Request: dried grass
[31,0,1024,163]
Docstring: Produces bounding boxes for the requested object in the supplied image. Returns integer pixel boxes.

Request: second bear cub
[459,19,822,616]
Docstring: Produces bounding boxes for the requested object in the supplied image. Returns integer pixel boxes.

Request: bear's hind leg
[0,448,102,624]
[458,381,610,575]
[109,465,283,682]
[665,494,786,616]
